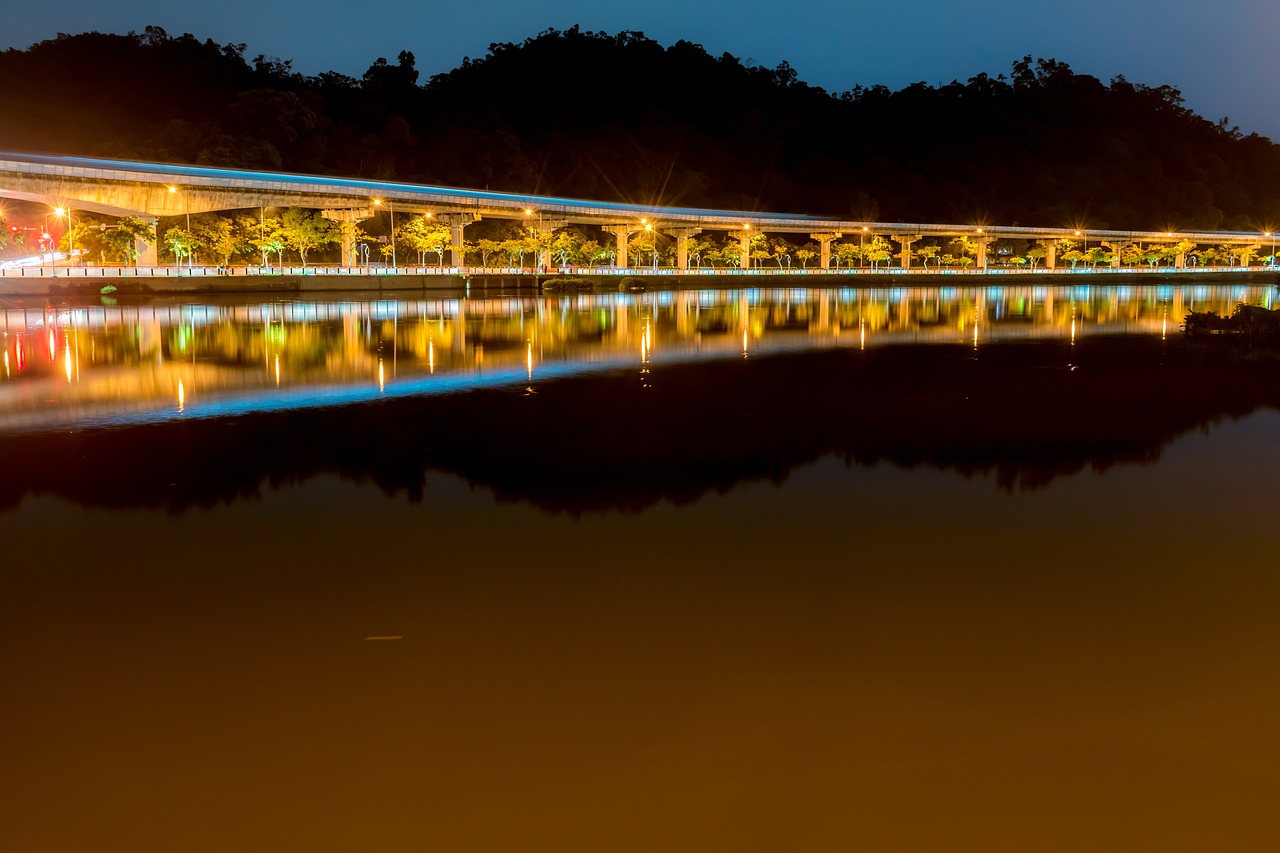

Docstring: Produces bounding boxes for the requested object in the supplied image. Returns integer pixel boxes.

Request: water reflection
[0,283,1271,432]
[0,283,1278,513]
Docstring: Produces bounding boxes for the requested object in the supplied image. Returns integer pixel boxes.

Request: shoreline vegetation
[1184,303,1280,339]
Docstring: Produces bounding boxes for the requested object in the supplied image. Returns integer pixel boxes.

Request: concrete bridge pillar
[891,234,922,269]
[729,230,753,270]
[1036,239,1058,270]
[1102,242,1126,269]
[529,220,567,270]
[662,227,702,270]
[137,218,159,267]
[809,232,842,269]
[975,236,996,270]
[322,208,375,267]
[602,225,631,269]
[1176,249,1188,269]
[437,213,478,268]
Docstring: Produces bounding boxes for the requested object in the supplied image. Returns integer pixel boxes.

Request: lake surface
[2,283,1278,851]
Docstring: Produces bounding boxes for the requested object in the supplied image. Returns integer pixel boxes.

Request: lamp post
[168,186,191,268]
[375,199,396,271]
[1266,232,1276,267]
[53,206,74,268]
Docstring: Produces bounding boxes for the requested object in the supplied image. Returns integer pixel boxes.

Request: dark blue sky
[9,0,1280,139]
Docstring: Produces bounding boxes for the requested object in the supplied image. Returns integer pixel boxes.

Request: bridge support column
[891,234,922,269]
[662,227,702,270]
[975,237,995,270]
[137,218,159,267]
[729,230,753,270]
[529,220,568,270]
[1037,239,1058,270]
[322,208,376,267]
[437,213,478,268]
[1176,250,1188,269]
[602,225,631,269]
[809,232,842,270]
[1102,242,1126,269]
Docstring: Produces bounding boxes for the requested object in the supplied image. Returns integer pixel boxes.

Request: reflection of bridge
[3,150,1277,273]
[0,283,1268,434]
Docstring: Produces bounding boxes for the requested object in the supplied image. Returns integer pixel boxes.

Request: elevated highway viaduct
[1,151,1273,271]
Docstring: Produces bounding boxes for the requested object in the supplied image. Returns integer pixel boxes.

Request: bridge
[1,150,1275,273]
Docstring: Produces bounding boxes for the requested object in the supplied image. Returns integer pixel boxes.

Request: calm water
[2,283,1279,851]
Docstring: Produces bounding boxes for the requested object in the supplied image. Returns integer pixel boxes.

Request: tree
[795,243,817,268]
[471,238,502,267]
[686,237,712,269]
[1231,244,1259,267]
[163,226,198,267]
[278,207,337,267]
[1140,244,1169,268]
[770,238,794,268]
[917,244,941,268]
[718,238,743,268]
[1119,244,1142,267]
[1061,249,1085,269]
[834,241,861,269]
[1084,246,1109,268]
[1025,246,1047,268]
[192,214,237,265]
[950,236,977,265]
[864,235,892,269]
[101,217,156,264]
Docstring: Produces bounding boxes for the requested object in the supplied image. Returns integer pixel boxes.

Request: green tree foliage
[277,207,337,267]
[102,217,156,264]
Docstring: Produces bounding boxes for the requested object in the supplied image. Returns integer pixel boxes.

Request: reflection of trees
[3,337,1280,515]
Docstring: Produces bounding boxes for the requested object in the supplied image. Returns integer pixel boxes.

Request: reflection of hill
[0,337,1276,514]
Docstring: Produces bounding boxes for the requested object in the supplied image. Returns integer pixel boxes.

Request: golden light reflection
[274,354,280,387]
[378,358,385,392]
[428,340,435,374]
[63,343,72,383]
[526,341,533,380]
[177,380,185,412]
[47,330,55,361]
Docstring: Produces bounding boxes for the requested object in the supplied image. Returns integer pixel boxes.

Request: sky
[6,0,1280,140]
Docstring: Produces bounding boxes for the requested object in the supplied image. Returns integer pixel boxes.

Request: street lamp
[374,199,396,271]
[168,186,191,268]
[54,206,73,267]
[1266,232,1276,267]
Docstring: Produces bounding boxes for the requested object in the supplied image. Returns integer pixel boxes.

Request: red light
[8,225,17,233]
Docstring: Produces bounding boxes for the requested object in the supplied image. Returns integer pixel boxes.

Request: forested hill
[2,26,1278,230]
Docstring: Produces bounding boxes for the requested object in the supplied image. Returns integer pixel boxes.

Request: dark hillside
[1,27,1277,229]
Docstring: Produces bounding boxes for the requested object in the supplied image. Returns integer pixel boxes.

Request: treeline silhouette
[2,26,1278,230]
[0,337,1276,515]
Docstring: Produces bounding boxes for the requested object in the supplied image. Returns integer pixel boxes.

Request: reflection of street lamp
[374,199,396,270]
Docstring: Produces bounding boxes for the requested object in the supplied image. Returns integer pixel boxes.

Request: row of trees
[15,208,1273,270]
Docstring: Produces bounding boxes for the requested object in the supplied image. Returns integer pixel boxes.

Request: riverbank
[1,267,1276,297]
